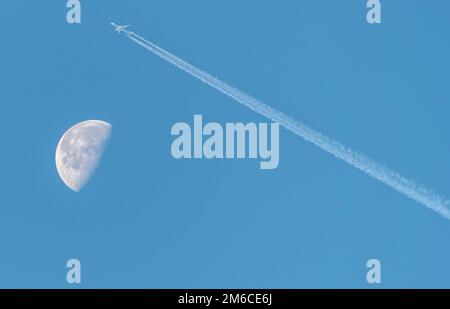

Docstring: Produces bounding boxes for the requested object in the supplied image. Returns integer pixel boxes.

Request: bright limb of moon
[55,120,112,192]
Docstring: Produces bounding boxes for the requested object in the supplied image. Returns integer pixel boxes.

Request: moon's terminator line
[115,25,450,220]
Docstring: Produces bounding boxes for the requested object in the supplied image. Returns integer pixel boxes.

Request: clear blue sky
[1,0,450,288]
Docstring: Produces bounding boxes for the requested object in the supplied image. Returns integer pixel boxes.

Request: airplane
[111,23,131,34]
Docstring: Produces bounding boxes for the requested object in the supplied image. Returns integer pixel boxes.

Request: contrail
[117,27,450,221]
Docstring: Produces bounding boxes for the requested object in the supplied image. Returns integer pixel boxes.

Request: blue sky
[1,0,450,288]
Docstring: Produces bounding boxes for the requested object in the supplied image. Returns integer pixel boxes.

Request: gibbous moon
[55,120,112,192]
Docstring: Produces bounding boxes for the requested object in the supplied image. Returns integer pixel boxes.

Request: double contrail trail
[117,27,450,221]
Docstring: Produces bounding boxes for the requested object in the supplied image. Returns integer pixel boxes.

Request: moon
[55,120,112,192]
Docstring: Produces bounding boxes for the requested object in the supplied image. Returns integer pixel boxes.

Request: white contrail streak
[120,29,450,220]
